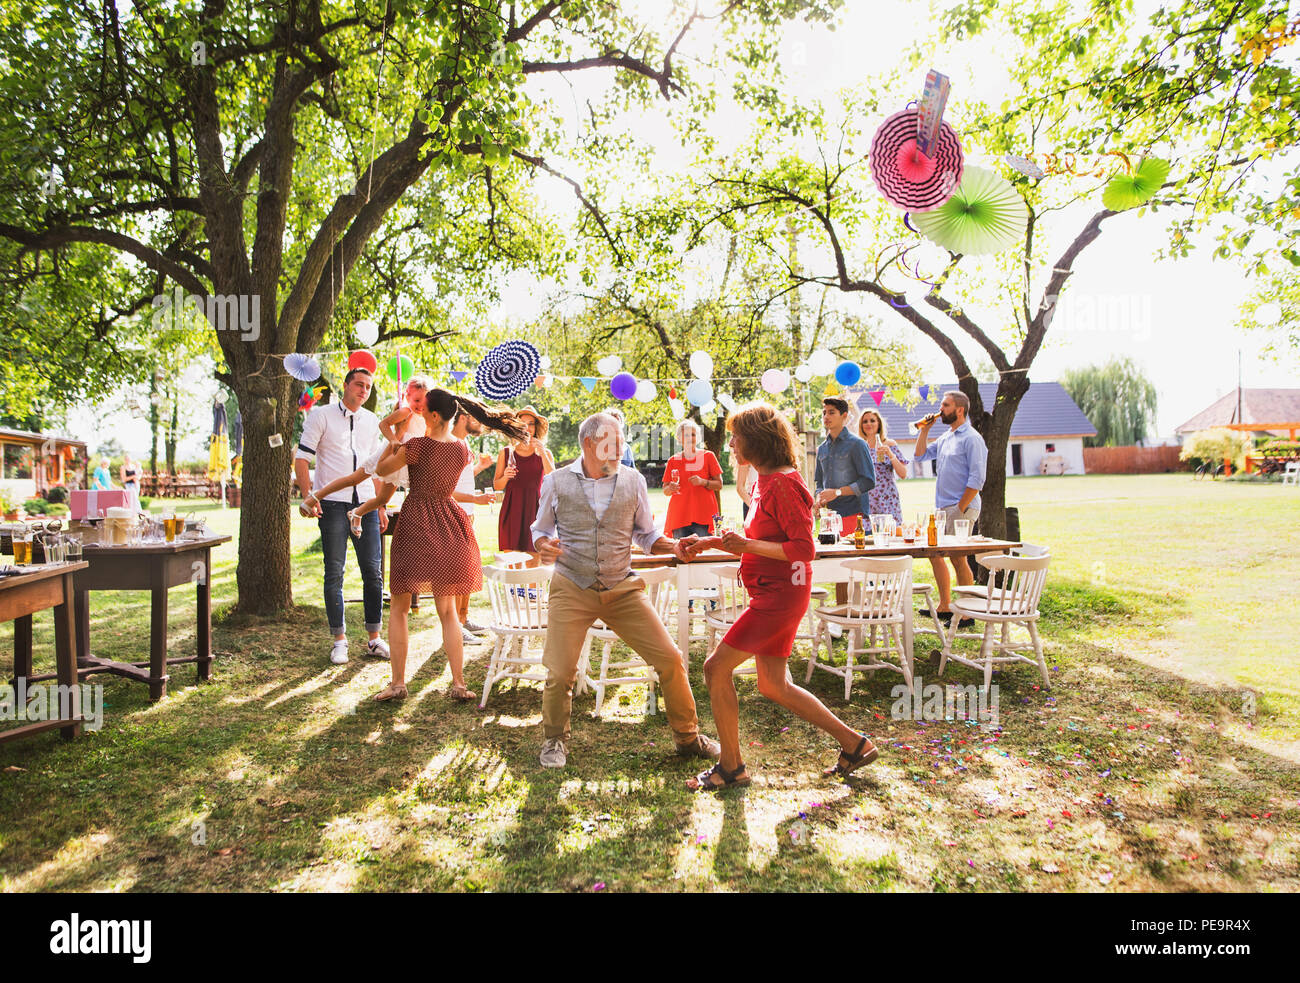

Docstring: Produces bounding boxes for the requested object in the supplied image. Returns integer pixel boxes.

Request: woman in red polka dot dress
[374,389,526,702]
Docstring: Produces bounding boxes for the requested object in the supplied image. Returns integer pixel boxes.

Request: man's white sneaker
[366,638,390,659]
[463,620,489,634]
[539,737,568,768]
[329,640,349,665]
[460,626,482,644]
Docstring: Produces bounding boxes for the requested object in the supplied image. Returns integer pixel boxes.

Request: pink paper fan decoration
[869,109,964,212]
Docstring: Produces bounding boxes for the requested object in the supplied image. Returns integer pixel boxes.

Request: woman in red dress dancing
[493,406,554,568]
[678,402,878,790]
[374,390,526,702]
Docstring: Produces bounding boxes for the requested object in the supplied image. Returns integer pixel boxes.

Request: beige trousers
[542,573,699,744]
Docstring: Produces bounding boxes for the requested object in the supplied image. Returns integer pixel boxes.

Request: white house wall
[894,437,1088,478]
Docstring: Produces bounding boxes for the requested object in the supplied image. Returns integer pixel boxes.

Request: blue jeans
[319,501,383,635]
[672,522,710,539]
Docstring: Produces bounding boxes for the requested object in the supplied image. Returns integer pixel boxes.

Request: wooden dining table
[631,536,1023,662]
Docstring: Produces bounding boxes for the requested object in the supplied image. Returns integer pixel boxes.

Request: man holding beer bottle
[814,397,876,624]
[913,390,987,627]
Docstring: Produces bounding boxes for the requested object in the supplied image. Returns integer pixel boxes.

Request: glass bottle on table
[927,512,938,547]
[853,515,865,550]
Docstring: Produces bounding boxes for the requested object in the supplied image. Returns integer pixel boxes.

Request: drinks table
[1,561,88,744]
[64,535,232,701]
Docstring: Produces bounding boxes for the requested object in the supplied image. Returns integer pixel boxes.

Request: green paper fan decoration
[1102,157,1170,211]
[913,166,1029,255]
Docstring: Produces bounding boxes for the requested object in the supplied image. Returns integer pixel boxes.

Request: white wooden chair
[954,543,1049,600]
[807,556,914,699]
[941,553,1052,693]
[479,564,554,709]
[1282,462,1300,487]
[794,585,831,647]
[581,566,676,717]
[699,564,761,677]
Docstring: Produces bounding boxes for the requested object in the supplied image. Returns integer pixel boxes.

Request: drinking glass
[901,521,917,544]
[66,536,83,561]
[13,531,32,565]
[934,508,947,532]
[954,518,972,543]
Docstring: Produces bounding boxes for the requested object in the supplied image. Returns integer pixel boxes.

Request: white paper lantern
[354,319,379,346]
[596,355,622,376]
[540,354,552,369]
[634,379,658,402]
[761,368,790,394]
[689,350,714,380]
[808,349,836,375]
[794,364,813,383]
[1256,302,1282,326]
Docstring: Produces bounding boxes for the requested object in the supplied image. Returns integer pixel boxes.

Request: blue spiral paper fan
[475,340,540,400]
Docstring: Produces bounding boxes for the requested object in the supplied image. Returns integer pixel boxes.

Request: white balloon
[669,398,686,421]
[1255,302,1282,326]
[689,350,714,380]
[808,349,836,375]
[596,355,622,376]
[794,364,813,383]
[700,400,716,414]
[635,379,658,402]
[354,319,379,345]
[540,354,552,369]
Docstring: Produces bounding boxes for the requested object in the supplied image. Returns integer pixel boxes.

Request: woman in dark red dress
[374,390,526,702]
[678,402,878,790]
[493,406,554,567]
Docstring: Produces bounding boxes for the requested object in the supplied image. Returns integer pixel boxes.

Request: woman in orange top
[662,420,723,538]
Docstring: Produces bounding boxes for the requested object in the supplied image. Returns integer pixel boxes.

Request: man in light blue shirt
[814,396,876,614]
[914,390,988,624]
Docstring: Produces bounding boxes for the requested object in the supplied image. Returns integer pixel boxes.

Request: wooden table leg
[52,574,82,740]
[74,587,90,663]
[196,548,212,682]
[12,614,32,686]
[149,571,170,702]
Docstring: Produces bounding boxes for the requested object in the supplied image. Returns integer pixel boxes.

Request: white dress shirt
[531,458,664,555]
[296,401,383,504]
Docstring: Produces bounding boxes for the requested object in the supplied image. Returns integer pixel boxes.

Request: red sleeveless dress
[498,447,544,552]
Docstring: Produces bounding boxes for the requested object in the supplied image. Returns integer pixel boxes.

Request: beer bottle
[927,512,938,547]
[853,515,865,550]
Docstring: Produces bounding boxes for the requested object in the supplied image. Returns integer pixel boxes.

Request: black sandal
[823,735,878,777]
[688,761,751,792]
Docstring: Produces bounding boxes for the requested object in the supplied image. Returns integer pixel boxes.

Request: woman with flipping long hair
[373,389,527,702]
[678,402,878,790]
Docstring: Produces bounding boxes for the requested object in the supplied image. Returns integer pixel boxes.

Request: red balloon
[348,350,377,373]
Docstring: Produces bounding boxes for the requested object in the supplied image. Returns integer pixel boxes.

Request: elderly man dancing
[530,412,721,769]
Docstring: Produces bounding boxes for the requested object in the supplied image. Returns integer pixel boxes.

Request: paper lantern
[685,379,713,406]
[835,361,862,386]
[596,355,622,376]
[610,372,638,400]
[808,349,836,375]
[386,354,415,382]
[794,364,813,383]
[635,380,658,402]
[761,368,790,394]
[353,319,379,346]
[347,350,377,374]
[913,166,1029,255]
[689,350,714,380]
[1256,302,1282,326]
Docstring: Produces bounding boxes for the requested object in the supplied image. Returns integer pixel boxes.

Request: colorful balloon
[685,379,713,406]
[610,372,638,400]
[835,361,862,386]
[761,368,790,394]
[348,350,378,373]
[386,354,415,382]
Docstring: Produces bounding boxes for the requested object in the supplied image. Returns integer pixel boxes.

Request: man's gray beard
[599,461,618,476]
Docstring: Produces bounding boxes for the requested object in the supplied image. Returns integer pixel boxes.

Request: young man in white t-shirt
[451,414,497,641]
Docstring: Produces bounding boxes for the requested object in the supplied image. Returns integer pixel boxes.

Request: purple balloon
[610,372,638,401]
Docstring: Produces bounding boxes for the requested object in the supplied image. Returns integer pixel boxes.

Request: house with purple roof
[844,382,1098,477]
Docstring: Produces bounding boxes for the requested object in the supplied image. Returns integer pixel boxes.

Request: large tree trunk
[231,370,298,615]
[964,373,1030,543]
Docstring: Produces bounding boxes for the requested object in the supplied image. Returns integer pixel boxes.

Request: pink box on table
[70,489,129,519]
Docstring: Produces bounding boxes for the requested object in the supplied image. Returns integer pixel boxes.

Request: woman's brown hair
[858,409,888,441]
[725,401,801,471]
[424,389,528,441]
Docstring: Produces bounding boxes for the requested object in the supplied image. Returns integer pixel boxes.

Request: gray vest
[552,465,642,589]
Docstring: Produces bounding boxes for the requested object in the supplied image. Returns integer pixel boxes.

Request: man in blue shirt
[914,390,988,626]
[815,397,876,616]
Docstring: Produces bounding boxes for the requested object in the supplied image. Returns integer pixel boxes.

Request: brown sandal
[823,735,878,777]
[448,683,477,702]
[373,682,408,702]
[687,761,752,792]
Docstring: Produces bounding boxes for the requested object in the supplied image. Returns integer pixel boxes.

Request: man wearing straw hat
[530,412,720,769]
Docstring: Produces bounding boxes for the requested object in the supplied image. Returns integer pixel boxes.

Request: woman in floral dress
[858,409,908,524]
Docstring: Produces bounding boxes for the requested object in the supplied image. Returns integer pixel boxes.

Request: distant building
[1175,388,1300,442]
[846,382,1097,476]
[0,428,88,502]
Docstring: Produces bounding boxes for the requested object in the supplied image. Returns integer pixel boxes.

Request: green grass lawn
[2,474,1298,892]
